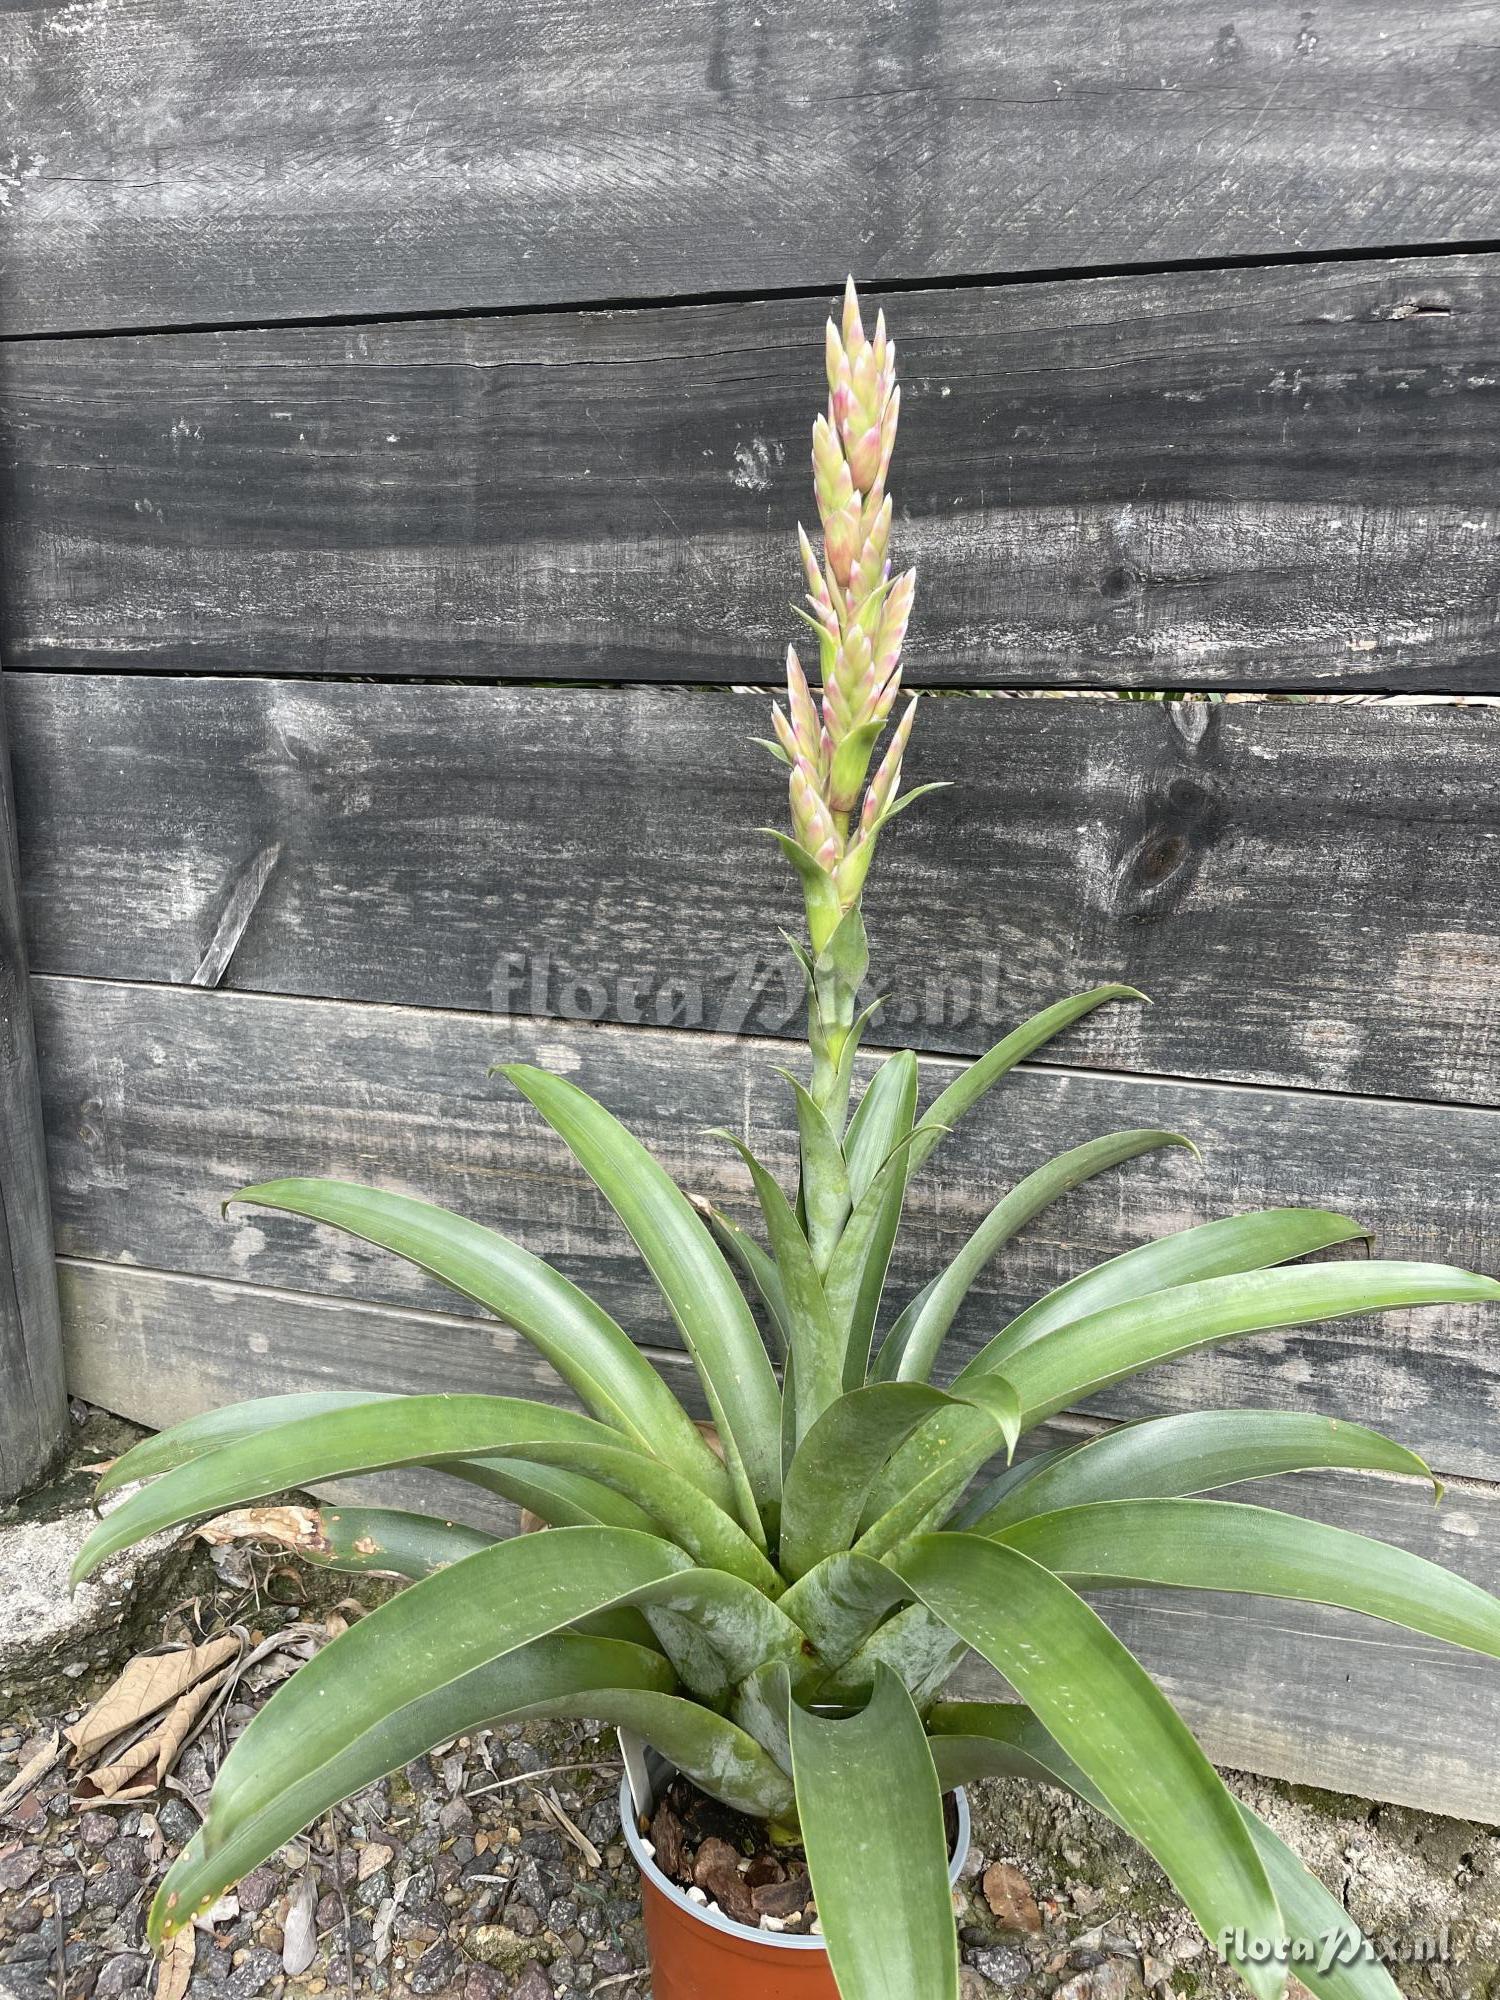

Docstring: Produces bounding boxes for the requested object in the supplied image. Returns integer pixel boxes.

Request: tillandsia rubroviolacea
[72,283,1500,2000]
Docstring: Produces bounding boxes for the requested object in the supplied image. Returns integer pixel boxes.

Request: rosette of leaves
[75,287,1500,2000]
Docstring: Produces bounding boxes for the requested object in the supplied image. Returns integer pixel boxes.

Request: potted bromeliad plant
[76,283,1500,2000]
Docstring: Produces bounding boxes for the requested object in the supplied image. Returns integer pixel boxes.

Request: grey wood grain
[4,256,1497,689]
[33,975,1500,1481]
[5,0,1500,336]
[12,676,1500,1107]
[57,1255,1500,1821]
[0,672,66,1502]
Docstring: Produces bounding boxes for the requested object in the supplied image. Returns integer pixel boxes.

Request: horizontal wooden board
[5,0,1500,336]
[4,257,1498,689]
[12,677,1500,1106]
[60,1255,1500,1821]
[34,975,1500,1480]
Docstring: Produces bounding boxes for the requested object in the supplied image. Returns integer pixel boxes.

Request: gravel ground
[2,1416,1497,2000]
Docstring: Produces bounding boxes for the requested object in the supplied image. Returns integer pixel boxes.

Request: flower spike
[771,280,938,1113]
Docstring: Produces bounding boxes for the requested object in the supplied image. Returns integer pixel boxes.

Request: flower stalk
[768,278,933,1122]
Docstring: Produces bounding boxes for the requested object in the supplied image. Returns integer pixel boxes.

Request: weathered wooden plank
[58,1255,1500,1821]
[4,257,1498,689]
[5,0,1499,337]
[34,975,1500,1480]
[12,677,1500,1106]
[0,672,67,1502]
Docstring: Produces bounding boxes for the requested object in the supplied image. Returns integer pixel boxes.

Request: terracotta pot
[618,1754,971,2000]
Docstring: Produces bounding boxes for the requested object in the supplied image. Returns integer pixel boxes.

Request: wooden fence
[2,0,1498,1821]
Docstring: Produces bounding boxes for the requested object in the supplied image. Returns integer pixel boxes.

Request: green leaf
[997,1261,1500,1429]
[829,718,886,813]
[965,1410,1437,1535]
[843,1049,918,1207]
[697,1201,790,1357]
[911,986,1147,1178]
[233,1179,729,1509]
[299,1505,499,1579]
[148,1527,689,1940]
[827,993,886,1133]
[782,1071,852,1273]
[585,1692,796,1818]
[159,1637,687,1915]
[852,1379,1022,1562]
[776,1550,908,1667]
[826,1051,919,1384]
[458,1460,662,1534]
[94,1390,396,1502]
[638,1567,812,1700]
[74,1396,674,1584]
[715,1131,844,1439]
[949,1444,1072,1528]
[958,1207,1370,1385]
[779,1383,956,1578]
[765,830,842,951]
[789,1664,960,2000]
[475,1438,782,1592]
[892,1534,1285,2000]
[895,1130,1197,1384]
[993,1497,1500,1657]
[870,1277,939,1382]
[926,1703,1400,2000]
[500,1066,784,1538]
[883,1262,1498,1523]
[815,1596,967,1711]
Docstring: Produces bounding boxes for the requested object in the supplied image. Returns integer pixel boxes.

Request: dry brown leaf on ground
[282,1867,320,1976]
[77,1663,236,1802]
[0,1731,61,1815]
[539,1787,602,1869]
[65,1637,241,1761]
[195,1505,332,1558]
[153,1924,194,2000]
[982,1860,1043,1933]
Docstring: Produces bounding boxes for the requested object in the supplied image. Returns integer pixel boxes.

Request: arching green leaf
[94,1391,396,1503]
[999,1262,1500,1429]
[966,1410,1436,1535]
[232,1179,729,1509]
[895,1130,1196,1384]
[892,1534,1284,2000]
[854,1379,1022,1562]
[715,1131,843,1438]
[75,1396,673,1583]
[958,1208,1370,1385]
[910,986,1146,1178]
[500,1067,783,1538]
[994,1498,1500,1658]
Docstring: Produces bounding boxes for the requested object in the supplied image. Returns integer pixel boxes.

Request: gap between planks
[5,233,1500,349]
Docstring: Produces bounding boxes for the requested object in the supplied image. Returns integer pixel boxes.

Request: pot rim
[617,1760,971,1954]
